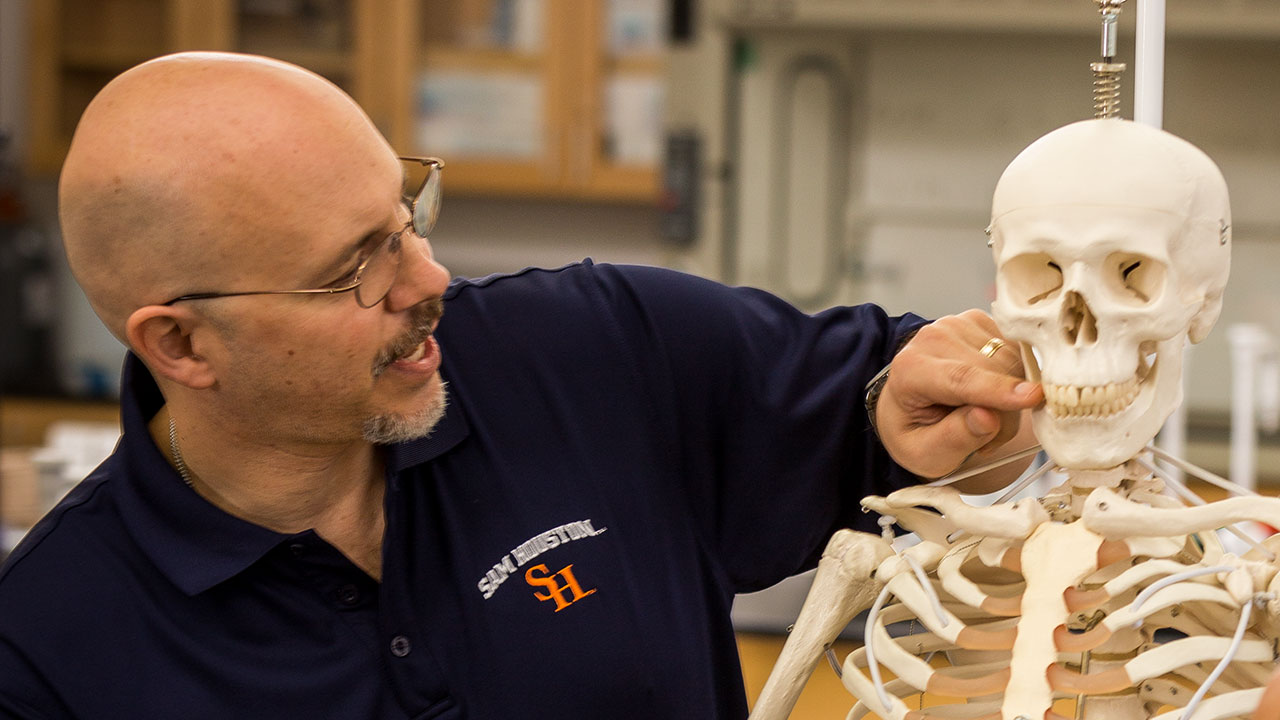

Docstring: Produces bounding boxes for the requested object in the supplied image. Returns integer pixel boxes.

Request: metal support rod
[1101,10,1120,59]
[1092,0,1127,119]
[1134,0,1166,127]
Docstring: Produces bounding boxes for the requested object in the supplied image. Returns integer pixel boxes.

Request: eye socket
[1001,253,1064,306]
[326,242,378,289]
[1106,252,1164,304]
[327,265,360,288]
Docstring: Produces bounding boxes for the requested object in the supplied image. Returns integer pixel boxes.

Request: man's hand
[1255,666,1280,720]
[876,309,1042,481]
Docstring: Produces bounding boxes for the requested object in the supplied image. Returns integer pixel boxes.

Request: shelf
[604,53,665,76]
[0,397,120,450]
[443,160,656,203]
[61,46,164,71]
[29,0,665,203]
[420,46,546,75]
[235,43,353,78]
[724,0,1280,39]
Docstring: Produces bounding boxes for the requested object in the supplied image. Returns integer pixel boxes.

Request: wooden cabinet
[0,397,119,449]
[26,0,664,202]
[27,0,388,174]
[384,0,662,201]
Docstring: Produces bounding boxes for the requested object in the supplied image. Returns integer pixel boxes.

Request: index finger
[892,353,1042,412]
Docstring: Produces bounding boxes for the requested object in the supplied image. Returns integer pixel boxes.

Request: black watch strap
[863,325,924,439]
[864,363,893,439]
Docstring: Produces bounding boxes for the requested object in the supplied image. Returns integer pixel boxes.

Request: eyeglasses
[162,156,444,309]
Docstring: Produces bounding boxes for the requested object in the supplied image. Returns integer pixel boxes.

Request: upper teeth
[402,341,426,363]
[1043,378,1140,418]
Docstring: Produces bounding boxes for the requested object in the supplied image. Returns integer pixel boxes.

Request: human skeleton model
[746,116,1280,720]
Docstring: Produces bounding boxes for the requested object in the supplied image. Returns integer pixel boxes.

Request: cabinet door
[227,0,388,132]
[386,0,663,202]
[26,0,382,175]
[26,0,215,174]
[569,0,663,201]
[388,0,567,197]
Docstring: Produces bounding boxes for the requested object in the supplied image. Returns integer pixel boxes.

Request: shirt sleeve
[0,638,66,720]
[589,263,927,593]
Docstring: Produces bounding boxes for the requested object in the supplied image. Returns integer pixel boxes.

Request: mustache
[372,297,445,377]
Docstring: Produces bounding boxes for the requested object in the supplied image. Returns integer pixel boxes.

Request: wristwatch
[863,362,893,439]
[864,326,924,439]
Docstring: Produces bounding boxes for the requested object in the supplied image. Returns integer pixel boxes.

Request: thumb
[963,406,1002,441]
[907,407,999,478]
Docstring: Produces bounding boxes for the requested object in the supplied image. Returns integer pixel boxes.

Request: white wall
[702,28,1280,413]
[431,197,666,279]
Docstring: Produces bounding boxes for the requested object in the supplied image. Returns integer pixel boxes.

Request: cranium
[990,118,1231,470]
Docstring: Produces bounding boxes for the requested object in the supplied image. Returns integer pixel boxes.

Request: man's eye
[328,263,361,288]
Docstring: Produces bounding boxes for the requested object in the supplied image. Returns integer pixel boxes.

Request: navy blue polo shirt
[0,262,923,719]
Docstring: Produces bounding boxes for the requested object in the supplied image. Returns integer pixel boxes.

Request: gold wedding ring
[979,337,1006,358]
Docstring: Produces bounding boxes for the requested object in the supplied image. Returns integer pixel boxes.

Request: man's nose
[384,233,449,312]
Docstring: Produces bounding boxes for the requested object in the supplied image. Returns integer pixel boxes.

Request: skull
[990,118,1231,470]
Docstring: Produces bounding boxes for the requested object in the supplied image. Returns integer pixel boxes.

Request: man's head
[988,118,1230,470]
[61,52,451,444]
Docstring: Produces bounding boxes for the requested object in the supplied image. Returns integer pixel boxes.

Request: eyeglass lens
[159,159,440,308]
[355,162,441,308]
[412,163,441,238]
[354,233,402,308]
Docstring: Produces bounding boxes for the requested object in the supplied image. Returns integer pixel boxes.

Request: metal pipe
[1134,0,1166,127]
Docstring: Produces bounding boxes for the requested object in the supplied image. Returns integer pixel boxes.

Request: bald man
[0,52,1038,718]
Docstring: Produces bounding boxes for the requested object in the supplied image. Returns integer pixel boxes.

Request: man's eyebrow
[311,171,409,284]
[312,228,383,285]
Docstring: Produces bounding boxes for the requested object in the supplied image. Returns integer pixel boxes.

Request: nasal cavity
[1059,291,1098,346]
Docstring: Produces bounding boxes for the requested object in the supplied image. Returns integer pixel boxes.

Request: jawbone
[1032,336,1185,470]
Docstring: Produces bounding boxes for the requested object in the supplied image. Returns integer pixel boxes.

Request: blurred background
[4,0,1280,713]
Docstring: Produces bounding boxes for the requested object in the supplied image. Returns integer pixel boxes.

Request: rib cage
[748,456,1280,720]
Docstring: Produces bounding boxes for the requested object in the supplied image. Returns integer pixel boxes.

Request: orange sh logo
[524,563,596,612]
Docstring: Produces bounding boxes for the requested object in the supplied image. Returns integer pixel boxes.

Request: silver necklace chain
[168,415,194,488]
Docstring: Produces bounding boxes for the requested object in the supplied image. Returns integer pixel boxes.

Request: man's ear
[125,305,217,389]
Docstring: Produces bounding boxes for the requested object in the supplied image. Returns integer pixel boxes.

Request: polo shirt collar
[114,353,290,596]
[113,353,469,596]
[385,384,470,472]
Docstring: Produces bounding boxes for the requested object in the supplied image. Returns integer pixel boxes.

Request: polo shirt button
[336,584,361,607]
[390,635,412,658]
[289,543,306,557]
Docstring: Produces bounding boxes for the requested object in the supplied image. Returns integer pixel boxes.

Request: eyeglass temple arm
[397,156,445,169]
[162,286,358,306]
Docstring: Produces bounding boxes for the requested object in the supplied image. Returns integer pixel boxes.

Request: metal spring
[1091,61,1126,119]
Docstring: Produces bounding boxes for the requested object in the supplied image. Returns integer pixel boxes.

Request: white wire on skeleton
[1178,594,1265,720]
[1147,444,1261,498]
[904,553,949,628]
[860,552,950,711]
[864,584,897,713]
[1135,456,1211,508]
[1129,564,1235,619]
[926,445,1042,487]
[991,457,1055,505]
[1134,456,1275,560]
